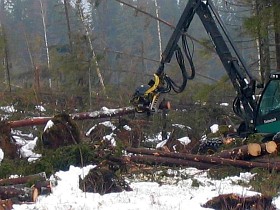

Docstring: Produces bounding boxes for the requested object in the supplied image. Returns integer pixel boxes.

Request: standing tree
[272,0,280,71]
[0,0,11,92]
[76,0,106,98]
[244,0,280,83]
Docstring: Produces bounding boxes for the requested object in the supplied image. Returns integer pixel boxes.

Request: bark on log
[0,186,34,202]
[71,106,135,121]
[126,147,280,171]
[214,141,277,160]
[8,107,135,128]
[0,172,51,203]
[0,173,46,186]
[129,155,213,170]
[8,117,52,128]
[0,180,52,203]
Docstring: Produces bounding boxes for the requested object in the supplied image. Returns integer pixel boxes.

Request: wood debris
[126,143,280,171]
[0,172,53,208]
[202,193,276,210]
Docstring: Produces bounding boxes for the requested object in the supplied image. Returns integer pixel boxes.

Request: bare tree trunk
[0,1,11,92]
[275,31,280,71]
[76,1,106,96]
[255,0,271,83]
[24,32,40,92]
[154,0,162,59]
[63,0,73,53]
[3,29,11,92]
[39,0,50,70]
[273,0,280,71]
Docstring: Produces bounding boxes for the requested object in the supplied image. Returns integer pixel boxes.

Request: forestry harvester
[130,0,280,144]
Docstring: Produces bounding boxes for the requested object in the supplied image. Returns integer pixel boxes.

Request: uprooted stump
[41,113,80,149]
[0,121,19,159]
[86,118,144,148]
[79,167,132,195]
[115,118,144,148]
[202,193,276,210]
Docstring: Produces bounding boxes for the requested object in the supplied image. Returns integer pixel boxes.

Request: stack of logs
[125,141,280,171]
[0,173,53,210]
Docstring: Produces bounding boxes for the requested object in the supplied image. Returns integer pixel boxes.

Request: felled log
[126,147,280,171]
[0,172,46,186]
[215,141,277,160]
[129,154,213,170]
[0,183,50,203]
[0,185,34,202]
[8,107,135,128]
[71,106,135,121]
[261,141,278,154]
[0,173,51,203]
[214,143,260,160]
[8,117,52,128]
[0,181,52,203]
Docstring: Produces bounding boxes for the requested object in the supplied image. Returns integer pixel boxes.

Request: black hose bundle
[164,31,196,94]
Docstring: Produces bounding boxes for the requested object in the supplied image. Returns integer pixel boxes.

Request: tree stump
[41,113,80,149]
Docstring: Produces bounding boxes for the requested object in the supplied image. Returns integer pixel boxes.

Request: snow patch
[19,137,41,162]
[210,124,219,133]
[0,149,4,163]
[177,136,191,145]
[44,120,54,132]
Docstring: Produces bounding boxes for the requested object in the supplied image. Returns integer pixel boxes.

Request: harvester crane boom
[131,0,280,136]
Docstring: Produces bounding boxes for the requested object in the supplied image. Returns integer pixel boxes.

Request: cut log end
[248,143,261,157]
[32,187,39,202]
[265,141,278,154]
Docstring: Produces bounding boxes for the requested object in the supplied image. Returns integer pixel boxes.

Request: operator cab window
[258,80,280,116]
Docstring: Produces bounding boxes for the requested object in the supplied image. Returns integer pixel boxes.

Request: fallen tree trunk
[0,186,34,202]
[8,107,135,128]
[8,117,52,128]
[261,141,278,154]
[214,141,277,160]
[0,173,52,203]
[71,106,135,121]
[0,172,46,186]
[129,155,213,170]
[0,183,50,203]
[126,147,280,171]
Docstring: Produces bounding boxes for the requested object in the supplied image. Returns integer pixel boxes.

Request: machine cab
[255,73,280,133]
